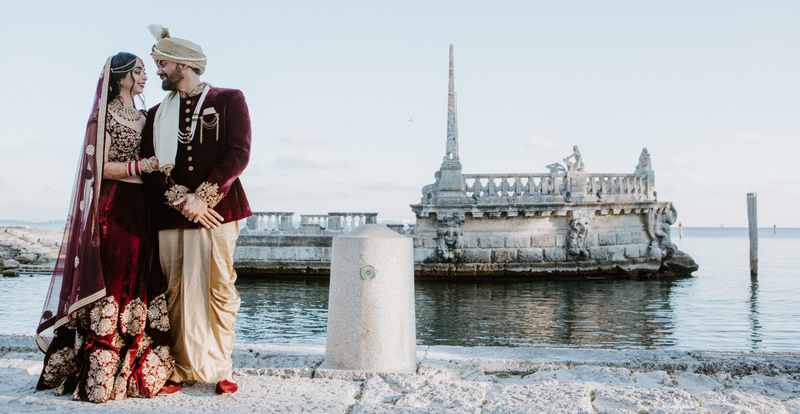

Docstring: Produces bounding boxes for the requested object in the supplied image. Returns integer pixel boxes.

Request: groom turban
[148,25,207,75]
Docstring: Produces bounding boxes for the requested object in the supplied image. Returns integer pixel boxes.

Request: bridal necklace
[109,98,141,122]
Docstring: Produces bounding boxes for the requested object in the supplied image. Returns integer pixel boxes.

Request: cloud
[683,172,713,189]
[273,153,353,169]
[525,137,568,152]
[280,134,322,147]
[664,157,688,167]
[732,131,764,143]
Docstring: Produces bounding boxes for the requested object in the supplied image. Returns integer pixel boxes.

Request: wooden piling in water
[747,193,758,275]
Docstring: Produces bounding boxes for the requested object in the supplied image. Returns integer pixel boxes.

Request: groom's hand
[174,193,224,229]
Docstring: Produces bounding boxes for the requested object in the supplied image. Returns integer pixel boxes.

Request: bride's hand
[147,156,159,170]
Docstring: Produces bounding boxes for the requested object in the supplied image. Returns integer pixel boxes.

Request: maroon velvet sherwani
[141,87,252,228]
[141,85,251,385]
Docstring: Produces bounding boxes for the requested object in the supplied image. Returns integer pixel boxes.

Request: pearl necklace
[109,98,142,122]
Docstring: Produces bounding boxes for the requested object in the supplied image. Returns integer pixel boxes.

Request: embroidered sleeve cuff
[195,182,225,208]
[164,184,190,211]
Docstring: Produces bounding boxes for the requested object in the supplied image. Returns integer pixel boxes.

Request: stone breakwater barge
[234,45,697,279]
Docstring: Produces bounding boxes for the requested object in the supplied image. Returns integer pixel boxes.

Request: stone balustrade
[463,173,651,202]
[300,214,329,235]
[244,212,379,235]
[246,212,295,233]
[327,213,378,233]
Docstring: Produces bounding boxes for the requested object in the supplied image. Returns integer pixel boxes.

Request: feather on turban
[148,25,207,75]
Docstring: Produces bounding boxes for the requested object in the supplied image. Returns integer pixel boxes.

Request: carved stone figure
[436,213,465,262]
[648,204,677,260]
[421,170,440,203]
[567,211,593,258]
[563,145,585,172]
[546,163,566,173]
[635,148,652,173]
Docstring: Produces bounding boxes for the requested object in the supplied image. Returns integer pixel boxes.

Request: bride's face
[120,58,147,97]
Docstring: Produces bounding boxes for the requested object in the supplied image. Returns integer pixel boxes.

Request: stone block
[505,237,529,248]
[414,249,436,263]
[2,259,20,269]
[616,232,632,245]
[479,237,505,248]
[630,231,645,244]
[598,233,616,246]
[518,249,544,262]
[412,237,423,248]
[14,253,37,264]
[463,238,479,248]
[294,247,321,261]
[491,249,517,263]
[462,249,491,263]
[639,244,650,258]
[624,245,640,259]
[531,235,556,248]
[555,235,567,247]
[321,248,332,261]
[609,246,626,261]
[590,247,608,260]
[543,248,567,262]
[422,237,438,249]
[587,233,598,246]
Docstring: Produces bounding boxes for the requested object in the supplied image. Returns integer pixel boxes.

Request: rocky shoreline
[2,334,798,413]
[0,227,60,277]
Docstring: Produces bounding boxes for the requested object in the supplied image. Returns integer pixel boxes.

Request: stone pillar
[279,213,294,233]
[747,193,758,275]
[327,214,343,232]
[316,224,416,379]
[245,214,260,232]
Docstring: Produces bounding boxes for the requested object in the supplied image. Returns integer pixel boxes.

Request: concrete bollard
[316,224,416,379]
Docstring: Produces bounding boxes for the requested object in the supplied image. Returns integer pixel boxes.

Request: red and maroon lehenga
[35,57,173,402]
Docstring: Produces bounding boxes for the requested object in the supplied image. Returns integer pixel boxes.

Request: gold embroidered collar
[179,82,210,99]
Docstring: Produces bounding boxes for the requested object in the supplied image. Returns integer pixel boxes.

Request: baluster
[486,178,497,196]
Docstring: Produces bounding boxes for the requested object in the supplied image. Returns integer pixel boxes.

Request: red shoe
[158,380,182,396]
[215,379,238,395]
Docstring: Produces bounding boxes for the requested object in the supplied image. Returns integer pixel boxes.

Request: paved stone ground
[2,334,799,413]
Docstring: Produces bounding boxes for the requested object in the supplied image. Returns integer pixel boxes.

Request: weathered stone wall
[234,234,332,276]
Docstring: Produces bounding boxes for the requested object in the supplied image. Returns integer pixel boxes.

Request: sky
[0,1,798,227]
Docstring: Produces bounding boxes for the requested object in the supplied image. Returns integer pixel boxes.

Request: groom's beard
[161,67,184,91]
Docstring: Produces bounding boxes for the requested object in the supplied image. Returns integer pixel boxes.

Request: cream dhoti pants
[159,221,240,384]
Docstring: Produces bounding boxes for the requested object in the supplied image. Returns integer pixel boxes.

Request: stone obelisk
[434,44,467,203]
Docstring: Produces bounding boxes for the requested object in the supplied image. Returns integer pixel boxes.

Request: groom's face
[157,61,184,91]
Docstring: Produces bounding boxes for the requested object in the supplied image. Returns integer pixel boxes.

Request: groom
[140,26,252,395]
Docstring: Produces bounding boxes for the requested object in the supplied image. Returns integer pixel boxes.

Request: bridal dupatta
[36,58,111,352]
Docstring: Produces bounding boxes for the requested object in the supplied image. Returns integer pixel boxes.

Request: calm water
[2,227,798,351]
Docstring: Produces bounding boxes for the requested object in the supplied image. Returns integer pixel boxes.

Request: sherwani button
[188,156,193,161]
[185,126,191,131]
[185,117,191,122]
[188,166,194,171]
[186,100,191,105]
[185,108,191,113]
[187,146,192,151]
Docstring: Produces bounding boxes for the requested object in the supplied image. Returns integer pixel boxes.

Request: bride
[35,52,173,402]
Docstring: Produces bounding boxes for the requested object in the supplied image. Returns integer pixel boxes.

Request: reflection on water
[236,278,683,348]
[2,227,799,351]
[414,279,677,348]
[237,278,329,344]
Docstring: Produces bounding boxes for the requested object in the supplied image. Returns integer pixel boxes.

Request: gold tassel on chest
[200,113,219,144]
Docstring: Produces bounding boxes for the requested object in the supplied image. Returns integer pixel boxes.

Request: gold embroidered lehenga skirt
[37,181,173,402]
